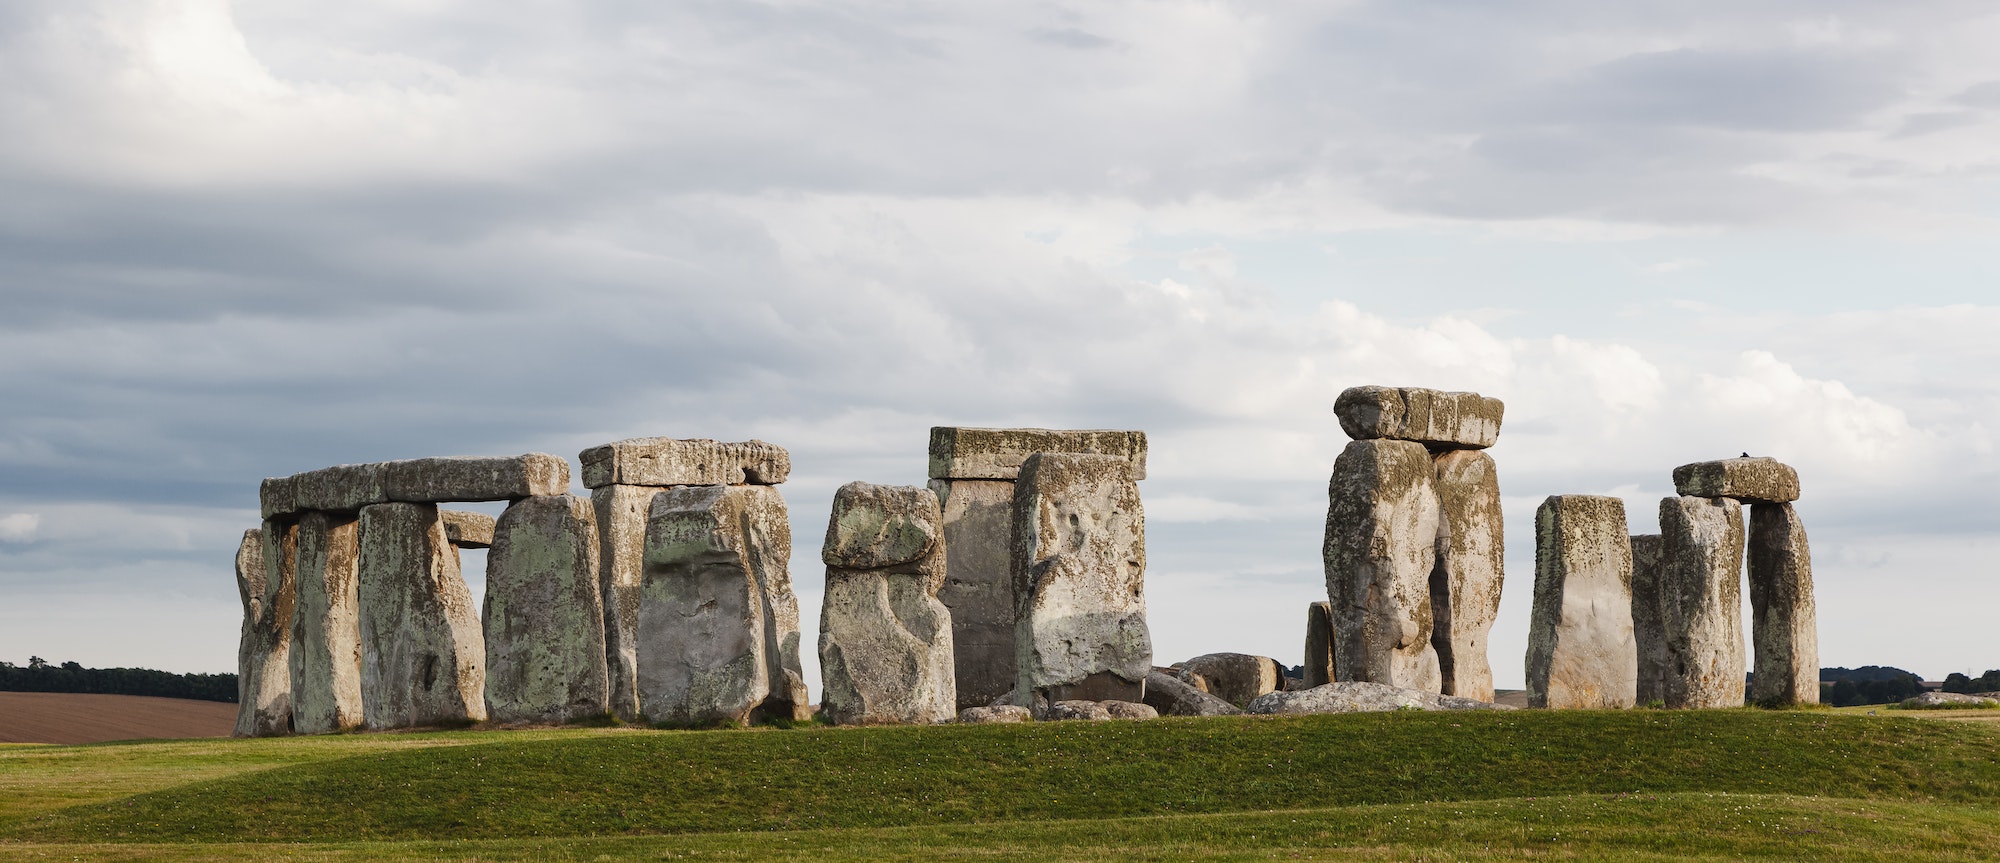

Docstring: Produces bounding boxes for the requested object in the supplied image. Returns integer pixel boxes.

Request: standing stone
[592,484,668,722]
[1303,600,1334,688]
[483,495,609,724]
[1659,495,1747,709]
[234,525,294,737]
[1430,449,1504,702]
[1011,453,1151,706]
[1177,653,1284,707]
[1630,534,1669,706]
[639,484,809,725]
[1524,496,1636,709]
[1334,386,1504,450]
[1323,439,1441,692]
[290,511,364,734]
[1748,503,1818,706]
[929,478,1018,709]
[818,482,956,725]
[358,502,486,728]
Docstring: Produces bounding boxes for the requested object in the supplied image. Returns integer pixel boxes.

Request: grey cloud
[1027,27,1118,51]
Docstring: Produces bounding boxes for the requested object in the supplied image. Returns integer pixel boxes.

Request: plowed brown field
[0,692,235,744]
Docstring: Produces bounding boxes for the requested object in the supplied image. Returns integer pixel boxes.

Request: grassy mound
[9,710,1999,845]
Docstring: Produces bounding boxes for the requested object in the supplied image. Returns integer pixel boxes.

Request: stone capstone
[293,463,389,514]
[818,482,956,726]
[1630,534,1669,707]
[639,484,810,725]
[958,704,1033,723]
[289,511,364,734]
[1748,503,1818,707]
[234,525,295,737]
[1334,386,1504,450]
[1659,495,1747,709]
[1247,681,1510,714]
[1037,700,1113,721]
[1142,670,1242,717]
[382,454,570,504]
[1176,653,1284,707]
[928,427,1148,481]
[930,478,1019,710]
[578,438,790,489]
[1010,453,1151,706]
[441,509,496,549]
[1524,495,1636,710]
[1430,449,1504,702]
[1671,457,1800,504]
[1102,700,1158,720]
[1303,601,1335,689]
[260,476,298,521]
[592,484,667,722]
[357,502,486,729]
[483,495,609,724]
[1323,439,1441,692]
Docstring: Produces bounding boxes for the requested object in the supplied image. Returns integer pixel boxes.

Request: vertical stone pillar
[1011,453,1151,707]
[639,484,809,725]
[1430,450,1503,702]
[483,494,609,724]
[1525,495,1636,709]
[1323,439,1441,691]
[1629,534,1669,706]
[1748,503,1818,706]
[1303,600,1334,688]
[1659,495,1746,709]
[358,502,486,728]
[818,482,955,725]
[234,524,295,737]
[290,510,364,734]
[592,484,668,722]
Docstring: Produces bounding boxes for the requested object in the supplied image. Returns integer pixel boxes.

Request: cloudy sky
[2,0,1995,689]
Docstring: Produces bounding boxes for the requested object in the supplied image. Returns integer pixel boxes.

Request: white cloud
[0,513,40,543]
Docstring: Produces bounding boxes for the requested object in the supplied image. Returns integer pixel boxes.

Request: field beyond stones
[1,710,1998,861]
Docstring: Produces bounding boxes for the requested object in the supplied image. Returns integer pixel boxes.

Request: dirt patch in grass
[0,693,235,745]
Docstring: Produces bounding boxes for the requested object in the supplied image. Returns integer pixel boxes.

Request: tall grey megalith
[483,494,609,724]
[358,502,486,728]
[818,482,956,725]
[1303,600,1334,688]
[1010,452,1151,706]
[1525,495,1636,709]
[234,524,295,737]
[1629,534,1669,706]
[1748,502,1818,706]
[290,510,364,734]
[1430,449,1504,702]
[1659,495,1746,709]
[1324,438,1441,692]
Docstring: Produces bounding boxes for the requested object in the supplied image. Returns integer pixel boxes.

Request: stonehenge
[289,510,364,734]
[1010,452,1152,708]
[1302,601,1334,689]
[1177,653,1285,707]
[817,482,955,726]
[927,427,1147,709]
[357,502,486,728]
[1659,494,1748,709]
[1525,495,1636,709]
[1629,534,1668,706]
[1431,450,1504,701]
[233,526,293,737]
[1748,503,1818,706]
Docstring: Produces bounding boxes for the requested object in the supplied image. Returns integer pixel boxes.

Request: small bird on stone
[1740,452,1750,458]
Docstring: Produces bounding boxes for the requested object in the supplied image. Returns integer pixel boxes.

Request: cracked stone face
[1010,453,1151,705]
[1748,503,1818,707]
[483,494,608,725]
[1430,449,1503,702]
[1334,386,1504,450]
[1659,495,1746,710]
[1324,439,1441,693]
[358,502,486,730]
[1525,495,1636,710]
[818,482,956,726]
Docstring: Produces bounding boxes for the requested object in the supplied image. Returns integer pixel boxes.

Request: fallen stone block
[1334,386,1504,450]
[1748,503,1818,707]
[1177,653,1284,707]
[1102,700,1157,720]
[1630,534,1669,706]
[958,704,1032,723]
[441,510,495,549]
[579,438,791,488]
[1143,670,1242,717]
[1671,457,1800,504]
[818,482,956,726]
[1012,453,1151,707]
[1247,681,1510,714]
[639,484,809,726]
[1037,700,1114,721]
[234,524,295,737]
[483,495,609,724]
[381,454,570,503]
[1324,439,1441,692]
[930,477,1020,710]
[1431,449,1504,702]
[928,426,1148,481]
[591,484,667,723]
[290,511,364,734]
[1659,495,1747,709]
[358,502,486,729]
[1303,601,1334,688]
[1525,495,1636,709]
[294,463,390,513]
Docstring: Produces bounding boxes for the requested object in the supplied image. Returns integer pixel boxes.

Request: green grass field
[2,709,1997,860]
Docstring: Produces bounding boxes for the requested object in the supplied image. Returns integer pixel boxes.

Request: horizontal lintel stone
[1334,386,1504,449]
[381,454,570,503]
[927,427,1148,480]
[1671,457,1799,504]
[260,476,299,520]
[579,438,791,489]
[441,509,497,549]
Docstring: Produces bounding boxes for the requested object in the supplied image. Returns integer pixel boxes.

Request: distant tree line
[1818,666,1924,707]
[1942,670,2000,694]
[0,657,236,703]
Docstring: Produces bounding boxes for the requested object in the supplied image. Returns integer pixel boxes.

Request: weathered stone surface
[483,495,609,724]
[1671,457,1800,504]
[441,510,495,549]
[381,454,570,503]
[1748,503,1818,706]
[639,484,809,725]
[294,463,390,513]
[1431,449,1503,702]
[358,502,486,729]
[1102,700,1157,720]
[289,511,364,734]
[579,438,790,489]
[1143,670,1242,716]
[928,427,1148,481]
[1038,699,1113,721]
[592,484,667,722]
[818,482,955,726]
[930,478,1019,710]
[1247,681,1510,714]
[1659,495,1747,710]
[1323,439,1441,692]
[234,524,295,737]
[1334,386,1504,450]
[1901,692,1999,709]
[260,476,299,520]
[1011,453,1151,707]
[958,704,1032,723]
[1525,496,1636,710]
[1630,534,1669,706]
[1304,601,1335,688]
[1178,653,1284,707]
